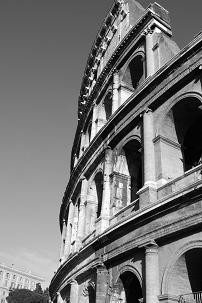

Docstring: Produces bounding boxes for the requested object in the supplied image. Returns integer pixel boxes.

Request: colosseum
[49,1,202,303]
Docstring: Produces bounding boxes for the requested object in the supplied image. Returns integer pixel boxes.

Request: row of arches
[68,95,202,252]
[77,52,146,160]
[58,245,202,303]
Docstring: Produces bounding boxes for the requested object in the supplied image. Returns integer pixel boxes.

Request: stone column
[56,292,64,303]
[76,177,88,250]
[145,28,155,77]
[64,201,74,257]
[143,108,156,187]
[138,108,156,206]
[100,146,113,232]
[145,242,159,303]
[96,264,109,303]
[70,280,79,303]
[91,103,98,140]
[59,219,67,263]
[112,71,120,114]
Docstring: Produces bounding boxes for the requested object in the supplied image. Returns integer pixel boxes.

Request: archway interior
[123,140,142,203]
[94,172,103,218]
[104,91,112,121]
[168,248,202,296]
[117,271,142,303]
[88,285,96,303]
[172,98,202,171]
[122,55,145,90]
[159,97,202,180]
[60,284,70,303]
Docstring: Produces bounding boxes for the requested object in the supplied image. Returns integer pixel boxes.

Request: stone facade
[49,1,202,302]
[0,263,44,303]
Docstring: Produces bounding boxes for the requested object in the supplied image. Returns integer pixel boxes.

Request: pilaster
[141,240,160,303]
[138,108,157,207]
[145,28,155,77]
[91,103,98,140]
[59,219,67,264]
[76,177,88,250]
[112,71,120,113]
[64,201,74,258]
[95,263,109,303]
[70,280,79,303]
[99,146,113,233]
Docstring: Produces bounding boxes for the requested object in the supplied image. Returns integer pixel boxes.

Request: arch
[86,170,104,234]
[162,240,202,295]
[121,51,146,90]
[60,283,71,303]
[156,92,202,181]
[110,267,143,303]
[113,138,142,212]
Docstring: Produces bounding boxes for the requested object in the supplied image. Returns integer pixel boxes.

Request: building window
[12,274,16,280]
[5,273,10,279]
[11,282,15,289]
[4,280,8,287]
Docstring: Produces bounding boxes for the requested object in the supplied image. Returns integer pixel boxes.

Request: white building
[0,263,44,303]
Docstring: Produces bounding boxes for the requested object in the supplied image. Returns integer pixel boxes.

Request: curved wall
[50,1,202,303]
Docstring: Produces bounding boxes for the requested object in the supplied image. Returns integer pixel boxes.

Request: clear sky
[0,0,201,287]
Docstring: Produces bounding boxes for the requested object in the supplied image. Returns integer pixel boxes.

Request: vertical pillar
[70,280,79,303]
[146,28,155,77]
[138,108,156,206]
[96,264,109,303]
[76,177,88,249]
[56,292,64,303]
[91,103,98,140]
[64,201,74,257]
[145,242,159,303]
[143,108,156,187]
[112,71,120,113]
[59,219,67,263]
[100,146,113,232]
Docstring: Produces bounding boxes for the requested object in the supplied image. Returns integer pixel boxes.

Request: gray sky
[0,0,201,287]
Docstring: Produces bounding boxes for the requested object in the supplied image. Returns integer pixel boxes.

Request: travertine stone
[100,147,113,232]
[112,71,120,113]
[70,280,79,303]
[145,242,160,303]
[146,29,155,76]
[143,108,156,187]
[64,201,74,257]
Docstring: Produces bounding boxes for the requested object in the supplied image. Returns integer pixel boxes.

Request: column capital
[70,279,78,285]
[143,107,153,114]
[92,258,106,271]
[139,239,158,250]
[103,144,112,152]
[80,175,86,181]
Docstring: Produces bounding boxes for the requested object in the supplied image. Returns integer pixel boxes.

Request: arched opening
[88,285,96,303]
[167,248,202,296]
[123,140,142,202]
[60,284,70,303]
[94,172,103,218]
[86,172,103,235]
[129,55,145,89]
[122,54,145,90]
[113,139,142,212]
[157,97,202,181]
[70,198,80,253]
[110,271,142,303]
[104,91,112,120]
